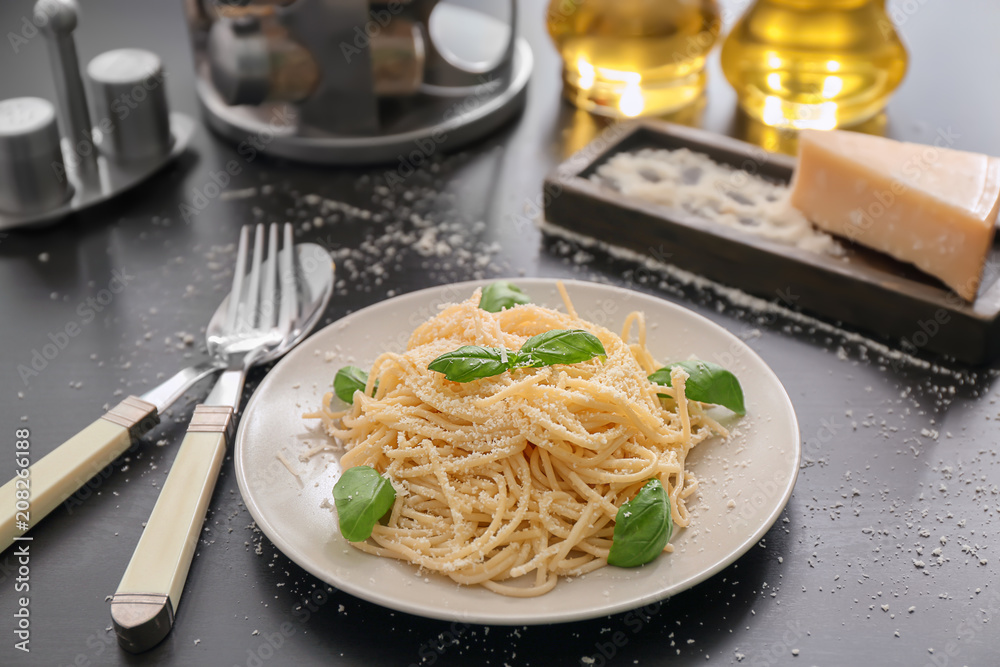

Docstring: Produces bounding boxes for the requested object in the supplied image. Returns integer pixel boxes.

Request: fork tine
[260,223,278,330]
[225,226,250,332]
[277,222,298,337]
[244,223,265,331]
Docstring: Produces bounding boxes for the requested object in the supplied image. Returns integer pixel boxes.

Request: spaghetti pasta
[305,285,729,597]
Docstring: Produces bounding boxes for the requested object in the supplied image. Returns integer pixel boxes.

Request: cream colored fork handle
[0,396,158,552]
[111,405,232,654]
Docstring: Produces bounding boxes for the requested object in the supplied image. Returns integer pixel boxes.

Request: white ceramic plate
[234,279,800,624]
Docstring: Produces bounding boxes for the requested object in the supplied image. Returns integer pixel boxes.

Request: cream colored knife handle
[111,405,232,654]
[0,396,158,552]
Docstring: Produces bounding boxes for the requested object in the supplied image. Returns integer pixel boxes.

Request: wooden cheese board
[542,120,1000,365]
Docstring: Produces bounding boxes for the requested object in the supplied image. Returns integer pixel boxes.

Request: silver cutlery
[0,232,332,553]
[110,223,333,652]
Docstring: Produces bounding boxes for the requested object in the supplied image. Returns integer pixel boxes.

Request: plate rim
[234,277,801,624]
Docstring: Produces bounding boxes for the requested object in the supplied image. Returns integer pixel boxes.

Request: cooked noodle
[304,285,727,596]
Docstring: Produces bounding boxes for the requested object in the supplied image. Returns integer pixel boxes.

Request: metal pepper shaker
[0,97,73,214]
[87,49,173,162]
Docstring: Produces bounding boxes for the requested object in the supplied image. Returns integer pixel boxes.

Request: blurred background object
[0,0,193,230]
[87,49,173,162]
[0,97,72,215]
[721,0,908,130]
[547,0,721,118]
[186,0,532,164]
[732,108,888,155]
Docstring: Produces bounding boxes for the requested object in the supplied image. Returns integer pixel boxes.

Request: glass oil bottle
[547,0,721,118]
[721,0,908,130]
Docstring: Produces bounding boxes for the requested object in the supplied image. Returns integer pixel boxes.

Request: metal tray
[0,113,195,231]
[542,119,1000,365]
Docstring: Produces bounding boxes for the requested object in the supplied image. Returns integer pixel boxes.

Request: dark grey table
[2,1,999,665]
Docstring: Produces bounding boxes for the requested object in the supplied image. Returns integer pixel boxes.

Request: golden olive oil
[721,0,908,130]
[547,0,721,118]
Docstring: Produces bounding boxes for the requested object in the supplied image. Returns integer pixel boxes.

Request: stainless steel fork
[109,223,303,652]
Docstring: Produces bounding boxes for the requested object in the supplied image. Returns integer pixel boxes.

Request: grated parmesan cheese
[593,148,844,256]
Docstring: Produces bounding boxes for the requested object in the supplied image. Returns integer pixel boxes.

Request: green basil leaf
[334,366,369,404]
[649,360,745,415]
[479,281,530,313]
[607,479,672,568]
[427,345,511,383]
[332,466,396,542]
[515,329,606,368]
[428,330,606,382]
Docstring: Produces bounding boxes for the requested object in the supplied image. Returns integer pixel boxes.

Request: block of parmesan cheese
[789,129,1000,301]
